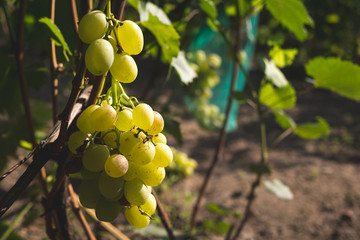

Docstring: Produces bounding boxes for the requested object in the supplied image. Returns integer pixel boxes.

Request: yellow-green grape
[98,171,124,200]
[107,35,118,53]
[207,53,222,68]
[137,162,166,187]
[110,53,138,83]
[115,109,134,131]
[114,20,143,55]
[95,197,120,222]
[68,131,89,154]
[152,133,167,144]
[80,167,100,180]
[77,105,100,134]
[124,179,149,206]
[140,193,156,215]
[125,206,150,228]
[85,39,114,76]
[79,180,101,209]
[130,141,155,165]
[119,131,142,157]
[82,144,110,172]
[123,161,139,181]
[133,103,154,130]
[103,131,118,149]
[104,154,129,178]
[90,105,117,132]
[152,143,173,168]
[146,111,164,135]
[78,10,108,44]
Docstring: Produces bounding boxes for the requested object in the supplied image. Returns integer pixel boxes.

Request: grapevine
[67,5,172,229]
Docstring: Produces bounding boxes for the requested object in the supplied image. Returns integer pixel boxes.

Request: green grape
[77,105,99,134]
[133,103,154,130]
[146,111,164,135]
[125,206,150,228]
[85,39,114,76]
[140,193,156,215]
[103,131,118,149]
[152,143,173,168]
[107,35,118,53]
[123,161,139,181]
[98,171,125,200]
[115,109,134,131]
[119,131,142,157]
[68,131,89,154]
[78,10,108,44]
[152,133,167,144]
[130,141,155,165]
[79,180,101,209]
[104,154,129,178]
[137,162,165,187]
[207,53,222,68]
[124,179,149,206]
[114,20,143,55]
[110,53,138,83]
[90,105,117,132]
[80,167,100,180]
[82,144,110,172]
[95,197,120,222]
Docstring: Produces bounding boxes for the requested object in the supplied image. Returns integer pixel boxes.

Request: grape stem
[118,82,135,108]
[138,206,153,220]
[106,0,111,18]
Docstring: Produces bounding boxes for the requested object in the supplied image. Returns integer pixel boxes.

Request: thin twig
[152,189,175,240]
[68,0,81,51]
[50,0,59,124]
[68,183,96,240]
[190,12,242,231]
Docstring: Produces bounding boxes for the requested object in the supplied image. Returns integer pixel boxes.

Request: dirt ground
[1,69,360,240]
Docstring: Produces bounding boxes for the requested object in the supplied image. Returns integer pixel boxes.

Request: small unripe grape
[110,53,138,83]
[90,105,117,132]
[115,109,134,131]
[133,103,154,130]
[114,20,143,55]
[85,39,114,76]
[146,111,164,135]
[125,206,150,228]
[77,105,100,134]
[78,10,108,44]
[104,154,129,178]
[82,144,110,172]
[68,131,89,154]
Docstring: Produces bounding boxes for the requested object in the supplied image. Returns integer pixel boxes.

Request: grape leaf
[259,83,296,110]
[265,0,313,41]
[294,116,330,139]
[203,220,231,235]
[199,0,217,19]
[305,57,360,100]
[141,14,180,62]
[264,58,288,87]
[171,51,197,85]
[264,179,293,200]
[275,110,296,129]
[269,45,298,68]
[38,17,72,60]
[138,1,171,25]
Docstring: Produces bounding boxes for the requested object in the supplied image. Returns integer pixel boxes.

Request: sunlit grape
[115,109,134,131]
[124,179,149,206]
[133,103,154,130]
[137,162,165,187]
[152,133,167,144]
[140,193,156,215]
[77,105,100,134]
[114,20,143,55]
[85,39,114,76]
[146,111,164,135]
[130,141,155,165]
[152,143,173,167]
[104,154,129,178]
[78,10,108,44]
[125,206,150,228]
[110,53,138,83]
[89,105,117,132]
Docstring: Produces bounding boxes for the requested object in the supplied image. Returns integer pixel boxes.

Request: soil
[1,69,360,240]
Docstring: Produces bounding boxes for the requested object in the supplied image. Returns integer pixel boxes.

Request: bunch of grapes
[186,50,225,130]
[67,9,173,229]
[167,147,197,177]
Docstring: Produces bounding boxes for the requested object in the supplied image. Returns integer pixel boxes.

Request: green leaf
[171,51,197,85]
[138,1,171,25]
[19,140,32,150]
[163,116,182,145]
[265,0,313,41]
[294,116,330,139]
[269,45,298,68]
[264,179,293,200]
[232,90,248,104]
[126,0,138,10]
[203,220,231,235]
[274,110,296,129]
[199,0,217,19]
[38,17,72,59]
[305,57,360,100]
[206,203,242,217]
[264,58,288,87]
[141,14,180,62]
[259,83,296,109]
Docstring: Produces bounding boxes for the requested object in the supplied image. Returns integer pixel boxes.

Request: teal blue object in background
[189,13,259,131]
